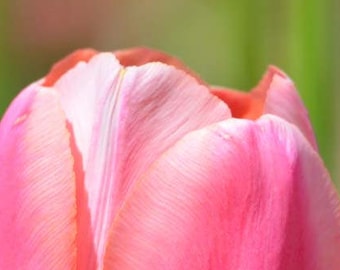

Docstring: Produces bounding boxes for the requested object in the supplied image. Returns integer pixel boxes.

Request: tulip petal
[211,87,264,119]
[51,53,123,268]
[43,48,97,87]
[210,68,272,119]
[53,52,122,168]
[211,67,316,148]
[92,63,231,268]
[53,53,231,267]
[264,67,317,149]
[114,47,205,83]
[0,86,76,269]
[104,115,340,270]
[104,62,231,208]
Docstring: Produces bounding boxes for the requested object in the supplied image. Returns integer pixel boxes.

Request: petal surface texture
[104,115,340,270]
[52,52,231,268]
[0,85,77,269]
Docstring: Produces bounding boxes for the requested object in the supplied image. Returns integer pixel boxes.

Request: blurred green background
[1,0,339,186]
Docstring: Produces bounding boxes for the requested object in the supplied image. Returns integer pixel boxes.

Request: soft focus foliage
[0,0,339,184]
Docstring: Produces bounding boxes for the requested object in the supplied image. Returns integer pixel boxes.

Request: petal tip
[43,48,98,87]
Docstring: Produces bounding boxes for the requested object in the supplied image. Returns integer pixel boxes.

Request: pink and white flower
[0,48,339,269]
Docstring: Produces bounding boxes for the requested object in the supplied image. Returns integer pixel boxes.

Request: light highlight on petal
[52,52,123,269]
[53,52,122,168]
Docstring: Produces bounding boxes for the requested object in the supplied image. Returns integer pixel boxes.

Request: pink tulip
[1,48,340,269]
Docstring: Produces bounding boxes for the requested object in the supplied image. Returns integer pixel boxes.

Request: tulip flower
[0,48,340,269]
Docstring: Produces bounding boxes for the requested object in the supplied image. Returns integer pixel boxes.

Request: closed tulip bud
[1,48,339,269]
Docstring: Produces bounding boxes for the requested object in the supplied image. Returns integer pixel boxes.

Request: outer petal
[211,67,317,149]
[104,115,340,270]
[53,52,122,168]
[52,54,231,268]
[114,47,205,83]
[0,86,77,269]
[52,53,123,269]
[43,48,97,87]
[264,67,317,149]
